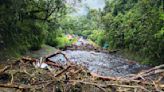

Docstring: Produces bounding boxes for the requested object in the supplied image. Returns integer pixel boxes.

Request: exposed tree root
[45,50,70,62]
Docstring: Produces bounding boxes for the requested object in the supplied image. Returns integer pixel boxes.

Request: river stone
[50,50,147,77]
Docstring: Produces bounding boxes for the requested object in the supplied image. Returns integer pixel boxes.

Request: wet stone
[50,50,147,77]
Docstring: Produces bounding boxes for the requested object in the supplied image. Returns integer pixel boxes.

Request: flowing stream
[49,37,147,77]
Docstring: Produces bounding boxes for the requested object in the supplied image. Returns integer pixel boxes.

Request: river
[49,36,147,77]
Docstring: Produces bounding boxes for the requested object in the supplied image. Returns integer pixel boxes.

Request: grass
[88,39,100,48]
[25,45,57,58]
[118,49,153,66]
[0,45,57,65]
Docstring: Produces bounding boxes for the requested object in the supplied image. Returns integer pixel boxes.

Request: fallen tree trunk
[45,50,70,62]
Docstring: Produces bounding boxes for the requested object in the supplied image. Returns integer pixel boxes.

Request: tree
[0,0,67,59]
[102,0,164,65]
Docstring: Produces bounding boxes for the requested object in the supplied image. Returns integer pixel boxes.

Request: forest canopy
[59,0,164,65]
[0,0,70,59]
[102,0,164,65]
[0,0,163,65]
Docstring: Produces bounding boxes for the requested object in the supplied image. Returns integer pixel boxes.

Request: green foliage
[1,0,163,66]
[0,0,67,60]
[46,32,77,49]
[46,31,59,47]
[87,30,106,47]
[59,9,106,47]
[59,9,104,35]
[103,0,164,65]
[55,36,68,49]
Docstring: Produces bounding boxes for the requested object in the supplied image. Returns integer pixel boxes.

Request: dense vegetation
[0,0,163,65]
[102,0,164,65]
[0,0,68,59]
[60,0,164,65]
[59,9,107,47]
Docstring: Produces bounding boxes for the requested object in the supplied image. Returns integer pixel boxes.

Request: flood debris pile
[0,51,163,92]
[65,42,118,54]
[65,43,99,52]
[63,37,102,52]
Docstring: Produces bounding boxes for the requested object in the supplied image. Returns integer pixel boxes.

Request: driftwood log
[0,52,163,92]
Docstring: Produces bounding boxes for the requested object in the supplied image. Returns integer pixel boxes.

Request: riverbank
[117,49,156,66]
[0,51,163,92]
[0,37,163,92]
[25,45,57,58]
